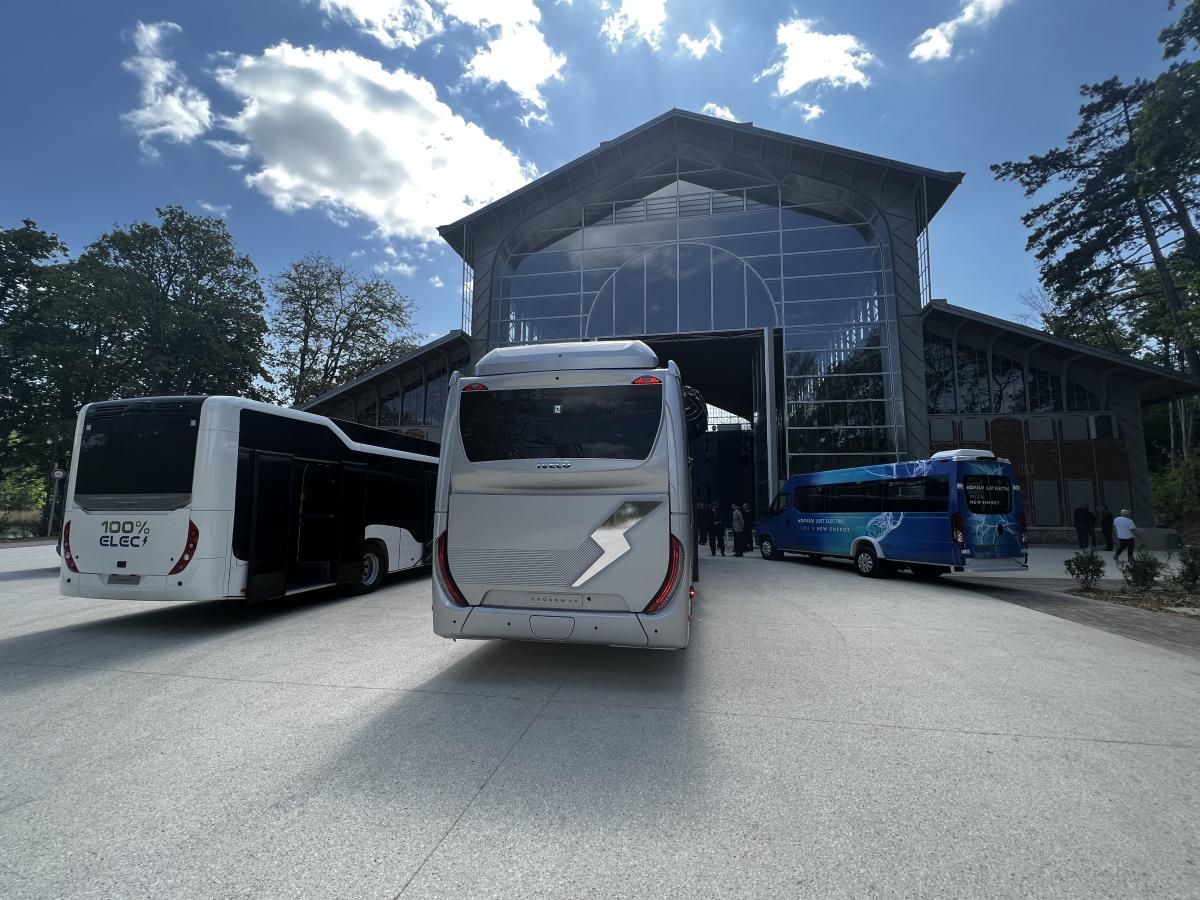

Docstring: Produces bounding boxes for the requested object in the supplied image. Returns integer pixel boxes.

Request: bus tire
[759,536,781,560]
[853,544,886,578]
[910,564,946,579]
[354,540,387,594]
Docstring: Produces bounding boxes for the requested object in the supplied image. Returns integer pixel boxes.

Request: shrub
[1175,543,1200,592]
[1122,549,1166,591]
[1065,548,1106,590]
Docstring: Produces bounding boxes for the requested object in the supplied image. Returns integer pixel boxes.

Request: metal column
[764,327,779,494]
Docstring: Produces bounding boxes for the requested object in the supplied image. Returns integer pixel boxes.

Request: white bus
[432,340,695,649]
[59,396,438,602]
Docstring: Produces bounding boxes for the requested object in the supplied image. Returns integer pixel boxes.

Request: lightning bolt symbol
[572,500,663,588]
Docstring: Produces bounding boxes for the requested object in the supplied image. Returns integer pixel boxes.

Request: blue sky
[0,0,1180,340]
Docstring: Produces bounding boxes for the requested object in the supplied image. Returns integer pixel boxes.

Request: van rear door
[959,464,1023,560]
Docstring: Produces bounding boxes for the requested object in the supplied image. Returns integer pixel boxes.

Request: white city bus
[432,340,695,649]
[59,396,438,602]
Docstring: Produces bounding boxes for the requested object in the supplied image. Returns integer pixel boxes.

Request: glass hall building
[304,110,1198,528]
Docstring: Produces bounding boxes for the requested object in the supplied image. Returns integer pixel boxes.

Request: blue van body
[753,452,1028,575]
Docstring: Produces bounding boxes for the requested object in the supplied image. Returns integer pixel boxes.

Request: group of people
[1072,503,1140,563]
[697,501,753,557]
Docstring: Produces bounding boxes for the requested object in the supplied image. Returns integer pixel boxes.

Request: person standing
[1072,503,1096,549]
[1113,509,1139,564]
[696,502,710,550]
[731,502,745,557]
[706,502,725,556]
[1099,505,1115,552]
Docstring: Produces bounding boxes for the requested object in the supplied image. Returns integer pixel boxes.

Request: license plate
[107,574,141,585]
[974,545,994,555]
[528,593,582,608]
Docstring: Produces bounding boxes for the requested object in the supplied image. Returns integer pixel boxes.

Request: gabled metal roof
[438,108,964,258]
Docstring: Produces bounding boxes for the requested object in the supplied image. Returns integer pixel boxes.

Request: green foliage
[268,254,419,406]
[0,465,45,512]
[1151,455,1200,541]
[1065,548,1106,590]
[1122,549,1166,590]
[1175,542,1200,591]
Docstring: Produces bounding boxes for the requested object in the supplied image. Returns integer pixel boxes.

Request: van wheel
[759,536,781,560]
[354,541,386,594]
[854,545,885,578]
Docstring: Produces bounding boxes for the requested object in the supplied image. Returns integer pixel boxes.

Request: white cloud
[700,102,737,122]
[207,139,251,158]
[447,1,566,115]
[121,21,212,157]
[758,18,874,95]
[378,259,417,276]
[910,0,1012,62]
[318,0,443,48]
[601,0,667,51]
[212,42,534,240]
[678,23,722,59]
[429,275,445,288]
[318,1,564,119]
[198,201,230,217]
[796,102,824,122]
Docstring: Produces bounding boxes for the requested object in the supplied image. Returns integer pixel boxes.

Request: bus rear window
[75,400,202,507]
[460,384,663,462]
[962,474,1012,514]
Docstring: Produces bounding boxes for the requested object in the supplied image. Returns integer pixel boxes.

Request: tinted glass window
[794,485,824,512]
[883,476,950,512]
[825,481,882,513]
[963,475,1012,514]
[460,385,663,461]
[767,491,790,516]
[76,400,202,498]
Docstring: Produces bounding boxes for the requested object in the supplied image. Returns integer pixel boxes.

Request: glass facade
[493,177,901,476]
[923,333,1106,416]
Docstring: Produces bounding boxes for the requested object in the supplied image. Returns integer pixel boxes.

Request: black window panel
[76,398,204,497]
[459,385,663,461]
[824,481,882,513]
[924,333,956,414]
[767,491,791,516]
[793,485,825,512]
[963,474,1012,514]
[882,476,950,512]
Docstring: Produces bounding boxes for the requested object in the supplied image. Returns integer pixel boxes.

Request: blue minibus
[753,449,1028,577]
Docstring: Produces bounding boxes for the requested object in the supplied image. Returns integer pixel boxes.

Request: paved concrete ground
[1,544,1198,899]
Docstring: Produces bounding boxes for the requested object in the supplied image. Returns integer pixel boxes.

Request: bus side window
[794,485,824,513]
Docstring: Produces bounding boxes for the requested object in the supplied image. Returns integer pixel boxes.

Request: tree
[269,254,420,407]
[993,77,1199,376]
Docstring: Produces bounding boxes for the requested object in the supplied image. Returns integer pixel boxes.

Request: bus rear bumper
[433,587,691,649]
[59,557,229,601]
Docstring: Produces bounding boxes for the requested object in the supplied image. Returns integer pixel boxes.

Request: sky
[0,0,1182,341]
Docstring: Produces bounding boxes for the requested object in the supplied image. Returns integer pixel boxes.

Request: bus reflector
[644,534,682,614]
[631,375,661,385]
[62,521,79,573]
[436,531,469,607]
[168,520,200,576]
[951,512,965,546]
[462,383,488,392]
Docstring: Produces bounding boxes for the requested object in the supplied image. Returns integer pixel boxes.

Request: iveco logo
[536,461,572,469]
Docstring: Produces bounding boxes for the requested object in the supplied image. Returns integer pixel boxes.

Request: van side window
[824,481,882,513]
[794,485,825,512]
[882,476,950,512]
[767,491,790,516]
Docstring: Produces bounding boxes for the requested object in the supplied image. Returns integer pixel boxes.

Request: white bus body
[432,340,695,649]
[59,396,438,602]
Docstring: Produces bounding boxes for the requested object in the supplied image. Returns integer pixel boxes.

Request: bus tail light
[632,375,661,385]
[644,534,682,614]
[951,512,965,546]
[462,382,488,392]
[168,520,200,576]
[62,521,79,573]
[436,531,469,607]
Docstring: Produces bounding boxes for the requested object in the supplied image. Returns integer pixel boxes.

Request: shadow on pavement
[0,567,60,582]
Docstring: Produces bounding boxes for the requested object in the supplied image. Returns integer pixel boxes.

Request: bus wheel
[354,541,386,594]
[854,545,883,578]
[910,564,945,579]
[759,536,781,560]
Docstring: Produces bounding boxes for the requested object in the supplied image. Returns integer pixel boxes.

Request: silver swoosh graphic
[571,500,662,587]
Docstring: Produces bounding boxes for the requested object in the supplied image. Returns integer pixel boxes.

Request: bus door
[246,452,296,601]
[958,464,1022,560]
[297,460,340,579]
[335,462,367,586]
